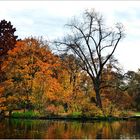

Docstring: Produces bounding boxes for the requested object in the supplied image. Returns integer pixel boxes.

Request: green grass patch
[69,112,82,118]
[134,112,140,116]
[11,111,40,118]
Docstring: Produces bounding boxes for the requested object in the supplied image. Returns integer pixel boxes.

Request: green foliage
[11,111,40,118]
[69,112,82,118]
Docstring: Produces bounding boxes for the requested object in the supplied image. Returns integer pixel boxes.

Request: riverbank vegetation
[0,9,140,119]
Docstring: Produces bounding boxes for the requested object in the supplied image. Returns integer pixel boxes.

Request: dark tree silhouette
[55,9,125,110]
[0,19,18,57]
[0,19,18,82]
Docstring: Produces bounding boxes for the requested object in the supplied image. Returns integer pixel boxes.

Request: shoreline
[2,115,140,122]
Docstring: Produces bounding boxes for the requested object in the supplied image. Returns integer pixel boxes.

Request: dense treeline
[0,10,140,118]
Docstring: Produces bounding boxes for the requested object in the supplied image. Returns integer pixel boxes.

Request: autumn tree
[100,64,131,116]
[0,20,18,115]
[125,70,140,111]
[0,19,18,82]
[55,9,124,110]
[1,37,61,115]
[59,54,81,110]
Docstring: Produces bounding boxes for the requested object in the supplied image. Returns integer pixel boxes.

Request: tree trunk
[94,86,102,109]
[64,103,68,112]
[92,78,103,109]
[94,81,106,116]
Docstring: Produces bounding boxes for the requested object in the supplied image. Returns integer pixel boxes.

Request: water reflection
[0,118,140,139]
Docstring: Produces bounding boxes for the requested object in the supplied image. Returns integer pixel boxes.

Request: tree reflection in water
[0,118,140,139]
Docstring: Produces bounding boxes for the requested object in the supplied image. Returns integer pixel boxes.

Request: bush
[117,110,130,117]
[81,103,103,117]
[45,104,65,116]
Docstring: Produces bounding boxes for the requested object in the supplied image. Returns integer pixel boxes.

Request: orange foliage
[0,38,62,113]
[0,37,133,117]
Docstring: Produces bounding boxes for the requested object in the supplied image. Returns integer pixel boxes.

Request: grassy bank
[134,112,140,117]
[11,111,40,119]
[10,111,132,121]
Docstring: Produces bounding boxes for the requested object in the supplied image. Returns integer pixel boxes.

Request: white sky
[0,1,140,72]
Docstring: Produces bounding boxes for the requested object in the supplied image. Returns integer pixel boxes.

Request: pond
[0,118,140,139]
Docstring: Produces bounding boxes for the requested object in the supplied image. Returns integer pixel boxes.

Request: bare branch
[55,9,124,109]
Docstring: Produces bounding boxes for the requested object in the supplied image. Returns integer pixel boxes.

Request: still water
[0,118,140,139]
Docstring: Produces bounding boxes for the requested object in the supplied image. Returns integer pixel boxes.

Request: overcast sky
[0,1,140,72]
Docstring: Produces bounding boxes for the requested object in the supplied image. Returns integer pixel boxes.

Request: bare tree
[55,9,124,110]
